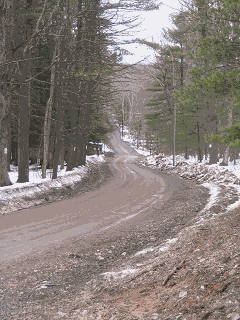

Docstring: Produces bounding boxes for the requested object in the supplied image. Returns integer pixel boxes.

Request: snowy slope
[0,146,112,215]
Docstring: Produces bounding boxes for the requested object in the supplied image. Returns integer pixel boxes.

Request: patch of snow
[166,237,178,244]
[135,149,151,156]
[179,290,187,298]
[3,154,105,193]
[134,237,179,257]
[0,155,106,215]
[158,245,169,252]
[101,268,138,280]
[226,184,240,211]
[135,247,155,256]
[200,182,220,213]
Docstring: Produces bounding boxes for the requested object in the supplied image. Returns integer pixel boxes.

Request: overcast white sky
[118,0,182,64]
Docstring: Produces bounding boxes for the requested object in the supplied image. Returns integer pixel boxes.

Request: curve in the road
[0,131,172,265]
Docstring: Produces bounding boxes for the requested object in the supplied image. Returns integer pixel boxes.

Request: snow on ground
[97,126,240,282]
[0,144,113,215]
[101,268,138,281]
[6,155,104,189]
[2,145,113,190]
[121,125,240,211]
[98,126,240,282]
[3,124,240,280]
[121,124,240,235]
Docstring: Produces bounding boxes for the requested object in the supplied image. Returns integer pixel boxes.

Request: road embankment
[0,156,112,216]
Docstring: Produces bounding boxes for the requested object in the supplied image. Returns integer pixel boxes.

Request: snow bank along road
[0,131,186,266]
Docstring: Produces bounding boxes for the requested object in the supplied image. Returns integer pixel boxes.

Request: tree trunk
[205,147,207,160]
[208,113,218,164]
[6,114,11,171]
[0,93,12,186]
[47,136,54,169]
[14,0,35,183]
[185,146,189,159]
[76,104,92,167]
[197,122,202,162]
[234,148,236,165]
[11,141,18,166]
[223,98,233,165]
[52,9,71,178]
[52,105,64,179]
[60,143,65,169]
[66,107,78,171]
[17,80,30,183]
[209,142,218,164]
[16,40,32,181]
[42,47,57,178]
[78,135,88,166]
[198,146,202,162]
[197,1,218,165]
[73,122,82,168]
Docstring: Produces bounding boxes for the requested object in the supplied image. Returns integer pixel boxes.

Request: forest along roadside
[0,154,211,319]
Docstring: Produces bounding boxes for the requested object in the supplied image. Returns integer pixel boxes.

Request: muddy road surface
[0,131,209,319]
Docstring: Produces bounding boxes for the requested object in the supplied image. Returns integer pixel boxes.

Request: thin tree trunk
[14,0,34,183]
[223,98,233,165]
[205,147,207,160]
[42,47,57,178]
[47,135,54,169]
[197,122,202,162]
[66,137,74,171]
[185,146,189,160]
[17,79,31,182]
[60,142,65,169]
[11,141,18,166]
[234,148,236,165]
[6,114,11,171]
[0,93,12,186]
[197,1,218,165]
[0,0,13,185]
[208,111,218,165]
[66,107,78,171]
[73,123,81,167]
[76,104,93,167]
[52,104,64,179]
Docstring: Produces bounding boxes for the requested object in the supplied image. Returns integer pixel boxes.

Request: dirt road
[0,131,211,319]
[0,131,168,265]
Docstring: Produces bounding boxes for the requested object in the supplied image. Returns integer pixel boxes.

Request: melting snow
[226,184,240,211]
[135,247,155,256]
[119,125,240,267]
[200,182,220,213]
[1,154,106,192]
[101,268,138,280]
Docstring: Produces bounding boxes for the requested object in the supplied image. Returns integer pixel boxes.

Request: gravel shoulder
[0,156,239,320]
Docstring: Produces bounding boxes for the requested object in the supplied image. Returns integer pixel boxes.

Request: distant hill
[112,63,157,129]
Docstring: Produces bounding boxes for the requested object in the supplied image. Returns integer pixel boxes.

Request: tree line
[0,0,158,186]
[143,0,240,165]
